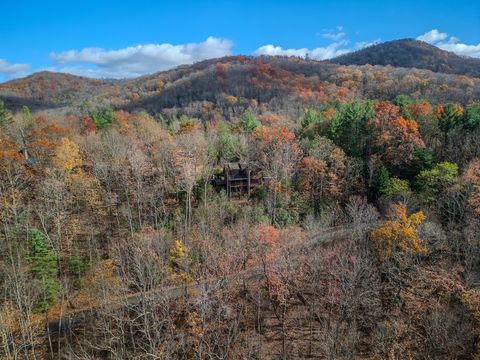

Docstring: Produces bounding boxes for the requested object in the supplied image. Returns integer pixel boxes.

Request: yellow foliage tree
[370,203,427,258]
[225,95,238,106]
[52,137,83,171]
[52,137,105,216]
[166,240,195,284]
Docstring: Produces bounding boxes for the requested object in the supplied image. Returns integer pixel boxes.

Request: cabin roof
[224,162,248,170]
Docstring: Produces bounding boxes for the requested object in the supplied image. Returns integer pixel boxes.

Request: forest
[1,50,480,359]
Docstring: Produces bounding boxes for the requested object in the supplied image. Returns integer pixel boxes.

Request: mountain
[2,41,480,116]
[118,55,480,119]
[330,39,480,77]
[0,71,114,110]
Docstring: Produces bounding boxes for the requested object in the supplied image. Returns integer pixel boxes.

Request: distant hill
[0,71,113,110]
[2,42,480,115]
[331,39,480,77]
[119,55,480,119]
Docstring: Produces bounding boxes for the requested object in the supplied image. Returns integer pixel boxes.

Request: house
[213,162,264,198]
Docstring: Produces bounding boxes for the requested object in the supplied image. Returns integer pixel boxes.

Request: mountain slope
[0,71,114,110]
[119,55,480,118]
[2,42,480,116]
[331,39,480,77]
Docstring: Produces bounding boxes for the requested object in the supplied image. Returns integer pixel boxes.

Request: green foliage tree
[463,102,480,131]
[241,111,260,132]
[28,229,59,312]
[381,177,411,198]
[438,103,463,145]
[22,105,32,120]
[416,162,458,203]
[394,94,414,108]
[413,148,434,171]
[394,94,414,119]
[218,121,241,161]
[404,148,434,179]
[69,250,90,277]
[329,101,374,157]
[0,100,12,124]
[374,165,390,197]
[301,108,322,128]
[299,107,332,139]
[90,108,116,130]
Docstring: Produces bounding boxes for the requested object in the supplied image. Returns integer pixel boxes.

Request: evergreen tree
[28,229,59,312]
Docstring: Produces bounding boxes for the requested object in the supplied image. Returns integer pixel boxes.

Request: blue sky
[0,0,479,81]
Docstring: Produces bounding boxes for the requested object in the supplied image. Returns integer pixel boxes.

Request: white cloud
[321,31,346,41]
[48,37,233,78]
[253,41,351,60]
[436,42,480,58]
[254,27,381,61]
[416,29,448,43]
[354,39,381,50]
[0,59,31,79]
[318,26,346,41]
[417,29,480,58]
[253,45,309,58]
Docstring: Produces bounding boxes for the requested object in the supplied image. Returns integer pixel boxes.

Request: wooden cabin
[213,162,263,198]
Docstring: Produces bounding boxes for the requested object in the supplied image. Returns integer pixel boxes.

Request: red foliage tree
[368,101,425,172]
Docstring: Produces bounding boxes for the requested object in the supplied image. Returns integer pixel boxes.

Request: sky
[0,0,479,81]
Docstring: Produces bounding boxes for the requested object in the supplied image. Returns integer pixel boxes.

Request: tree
[416,162,458,203]
[461,289,480,358]
[298,137,346,210]
[28,229,59,312]
[370,203,426,259]
[298,151,344,212]
[0,101,11,124]
[437,103,463,148]
[374,165,390,197]
[464,159,480,216]
[394,94,414,119]
[241,111,260,132]
[254,125,302,223]
[329,101,374,157]
[217,120,242,161]
[174,125,207,239]
[380,177,412,205]
[405,101,439,151]
[301,108,322,128]
[52,137,83,171]
[298,156,330,210]
[90,108,116,130]
[254,223,281,261]
[2,109,66,167]
[463,102,480,131]
[368,101,425,174]
[166,239,196,284]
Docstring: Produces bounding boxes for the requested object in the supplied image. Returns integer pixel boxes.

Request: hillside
[0,71,114,110]
[2,44,480,117]
[118,55,480,120]
[331,39,480,77]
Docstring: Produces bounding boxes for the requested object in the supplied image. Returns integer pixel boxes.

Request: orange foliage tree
[254,125,302,223]
[370,203,426,259]
[252,223,281,264]
[368,102,425,173]
[298,156,342,207]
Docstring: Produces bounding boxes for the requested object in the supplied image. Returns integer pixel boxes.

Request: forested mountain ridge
[331,38,480,77]
[0,71,114,110]
[1,39,480,116]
